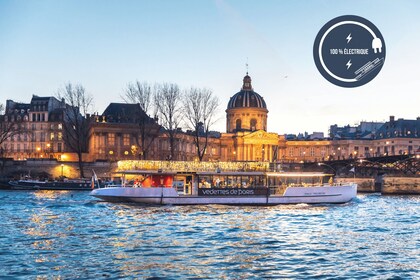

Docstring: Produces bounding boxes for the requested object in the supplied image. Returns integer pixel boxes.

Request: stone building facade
[1,96,67,160]
[1,75,420,164]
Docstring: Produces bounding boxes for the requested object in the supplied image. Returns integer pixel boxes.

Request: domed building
[220,73,280,162]
[226,74,268,133]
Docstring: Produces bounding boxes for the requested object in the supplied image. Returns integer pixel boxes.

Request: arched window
[236,119,242,130]
[250,119,257,131]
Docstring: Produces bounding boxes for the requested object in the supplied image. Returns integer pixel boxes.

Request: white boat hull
[90,184,357,205]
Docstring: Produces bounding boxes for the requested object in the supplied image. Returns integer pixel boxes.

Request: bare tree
[57,83,93,178]
[122,81,153,113]
[122,81,159,159]
[183,87,219,161]
[154,83,183,160]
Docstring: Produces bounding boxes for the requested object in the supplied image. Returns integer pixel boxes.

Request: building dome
[227,75,267,109]
[226,74,268,133]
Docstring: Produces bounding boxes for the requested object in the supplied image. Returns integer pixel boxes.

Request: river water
[0,190,418,279]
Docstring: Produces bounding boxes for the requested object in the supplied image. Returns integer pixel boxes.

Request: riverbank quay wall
[335,177,377,192]
[382,177,420,194]
[0,159,116,180]
[335,176,420,194]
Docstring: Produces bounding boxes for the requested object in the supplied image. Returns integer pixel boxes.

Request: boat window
[198,174,266,189]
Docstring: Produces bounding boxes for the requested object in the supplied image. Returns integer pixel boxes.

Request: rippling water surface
[0,190,419,279]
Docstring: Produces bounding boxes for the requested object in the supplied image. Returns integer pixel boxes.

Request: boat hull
[91,184,357,205]
[8,180,97,191]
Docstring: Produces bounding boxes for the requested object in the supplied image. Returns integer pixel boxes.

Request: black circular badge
[313,15,386,88]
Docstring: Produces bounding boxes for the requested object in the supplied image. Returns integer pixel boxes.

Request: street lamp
[61,164,64,177]
[318,162,336,175]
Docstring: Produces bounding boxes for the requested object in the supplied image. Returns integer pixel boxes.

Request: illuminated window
[58,132,62,141]
[288,147,294,157]
[123,134,130,146]
[108,133,115,146]
[58,123,63,130]
[50,132,55,141]
[99,136,105,146]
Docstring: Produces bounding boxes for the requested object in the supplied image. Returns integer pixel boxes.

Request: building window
[250,119,257,131]
[108,133,115,146]
[310,147,315,156]
[123,134,130,146]
[57,143,62,152]
[99,135,105,146]
[299,147,305,156]
[236,119,242,130]
[50,132,55,141]
[58,132,62,141]
[288,147,294,157]
[58,123,62,130]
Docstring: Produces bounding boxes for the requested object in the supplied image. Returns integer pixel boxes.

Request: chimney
[390,116,395,123]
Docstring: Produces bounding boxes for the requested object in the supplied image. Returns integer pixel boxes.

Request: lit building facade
[2,76,420,163]
[1,96,67,160]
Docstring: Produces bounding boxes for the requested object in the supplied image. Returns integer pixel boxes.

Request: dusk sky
[1,0,419,134]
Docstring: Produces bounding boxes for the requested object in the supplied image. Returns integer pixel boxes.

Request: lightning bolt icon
[346,59,352,70]
[346,33,352,44]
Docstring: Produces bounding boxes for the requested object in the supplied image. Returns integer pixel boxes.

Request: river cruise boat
[8,178,99,190]
[90,170,357,205]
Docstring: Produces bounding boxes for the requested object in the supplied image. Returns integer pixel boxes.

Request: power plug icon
[372,37,382,53]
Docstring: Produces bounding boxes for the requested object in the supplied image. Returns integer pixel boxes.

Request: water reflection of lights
[26,210,55,237]
[33,190,70,199]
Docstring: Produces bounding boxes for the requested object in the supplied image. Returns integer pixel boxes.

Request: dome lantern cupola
[242,74,252,90]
